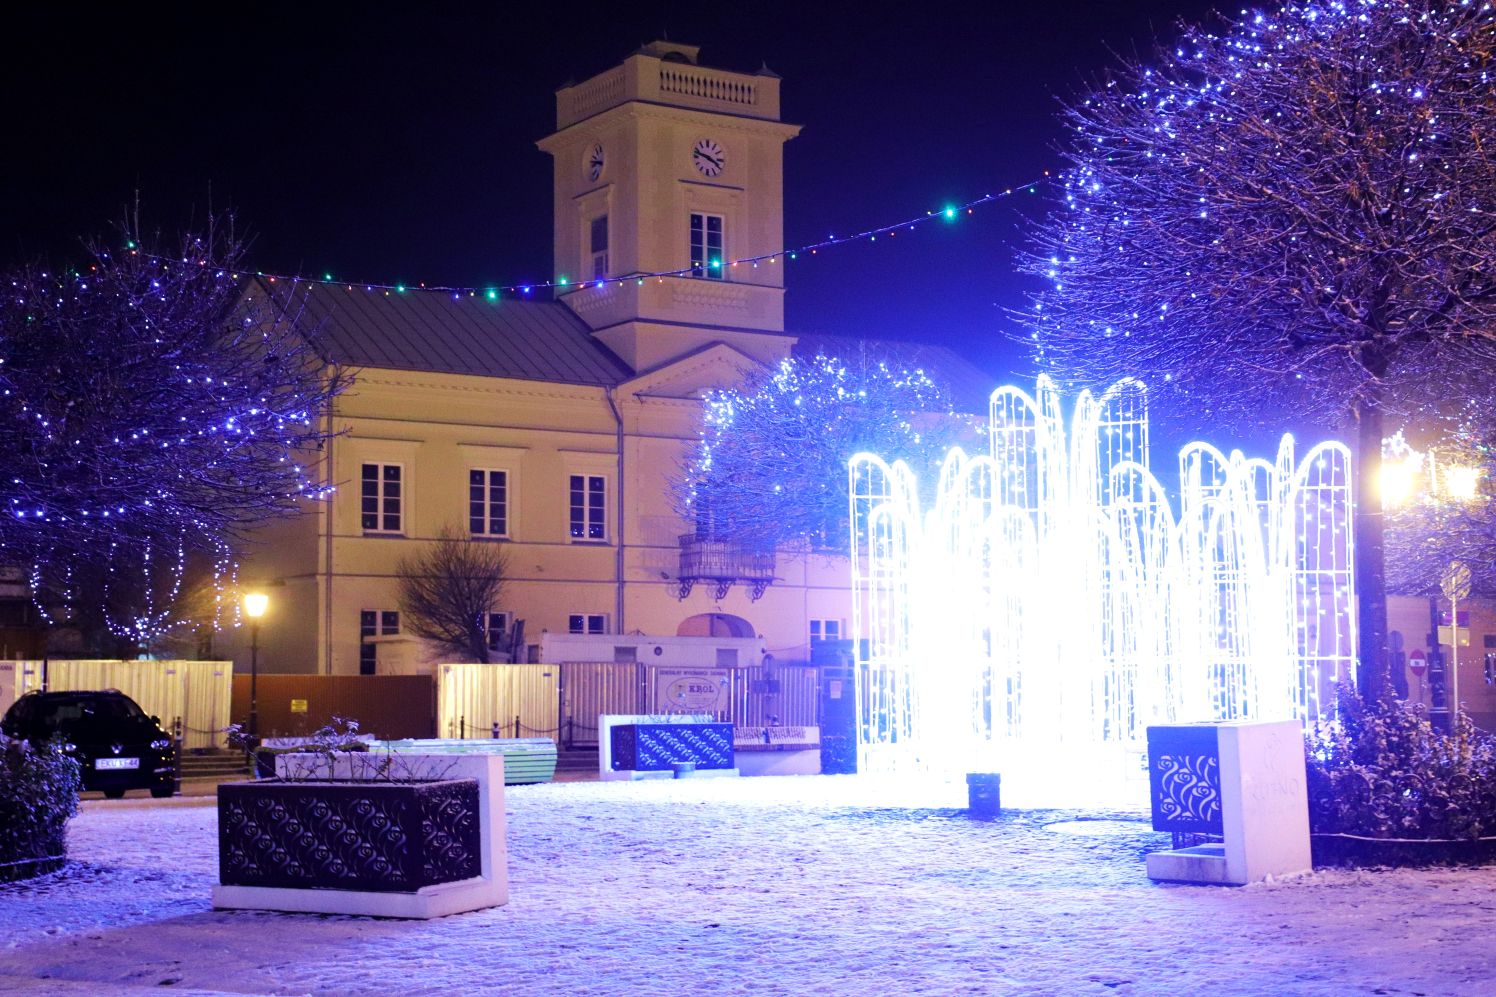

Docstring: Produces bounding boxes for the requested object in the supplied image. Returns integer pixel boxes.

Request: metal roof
[252,277,632,387]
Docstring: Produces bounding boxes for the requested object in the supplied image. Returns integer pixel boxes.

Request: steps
[556,746,599,773]
[178,749,253,781]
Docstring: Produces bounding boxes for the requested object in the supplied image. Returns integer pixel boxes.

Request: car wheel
[102,788,127,799]
[150,786,175,799]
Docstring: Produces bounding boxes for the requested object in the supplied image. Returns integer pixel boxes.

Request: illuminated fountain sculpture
[848,377,1355,803]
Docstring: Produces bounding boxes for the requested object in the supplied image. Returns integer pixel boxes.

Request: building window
[486,611,510,651]
[569,474,607,541]
[568,613,607,635]
[469,469,509,538]
[359,610,400,675]
[590,215,609,280]
[361,463,403,534]
[689,212,725,280]
[810,619,843,643]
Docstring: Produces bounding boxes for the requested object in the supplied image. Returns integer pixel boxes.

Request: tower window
[590,215,609,280]
[689,213,725,280]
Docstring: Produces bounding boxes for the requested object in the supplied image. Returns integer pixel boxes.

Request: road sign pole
[1442,562,1473,731]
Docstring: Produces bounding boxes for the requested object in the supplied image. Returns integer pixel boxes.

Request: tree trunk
[1354,398,1389,699]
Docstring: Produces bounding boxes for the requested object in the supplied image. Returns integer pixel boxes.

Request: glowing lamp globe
[1379,456,1419,508]
[243,592,270,620]
[1445,465,1481,502]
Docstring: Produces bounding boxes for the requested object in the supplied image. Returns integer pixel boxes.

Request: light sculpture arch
[848,377,1355,801]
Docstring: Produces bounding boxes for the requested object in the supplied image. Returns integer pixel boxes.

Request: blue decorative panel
[611,723,735,771]
[1146,725,1223,834]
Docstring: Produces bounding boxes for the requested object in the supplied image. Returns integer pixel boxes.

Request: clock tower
[537,42,802,371]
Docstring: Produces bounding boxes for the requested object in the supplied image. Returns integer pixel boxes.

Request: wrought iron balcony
[676,533,776,601]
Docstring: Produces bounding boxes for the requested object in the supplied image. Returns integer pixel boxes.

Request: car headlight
[61,742,77,754]
[150,737,172,751]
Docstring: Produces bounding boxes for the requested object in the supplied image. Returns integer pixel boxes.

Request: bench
[371,738,557,785]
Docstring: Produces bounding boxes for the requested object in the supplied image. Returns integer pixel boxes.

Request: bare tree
[1022,1,1496,694]
[677,350,971,557]
[396,526,508,663]
[0,217,347,567]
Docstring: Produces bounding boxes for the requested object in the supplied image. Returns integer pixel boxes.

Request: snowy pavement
[2,775,1495,996]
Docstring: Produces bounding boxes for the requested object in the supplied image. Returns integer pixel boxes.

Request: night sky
[2,1,1229,380]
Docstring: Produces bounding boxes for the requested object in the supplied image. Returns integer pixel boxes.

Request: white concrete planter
[212,752,506,919]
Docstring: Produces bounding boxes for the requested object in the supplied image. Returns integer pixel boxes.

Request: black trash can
[966,772,1001,817]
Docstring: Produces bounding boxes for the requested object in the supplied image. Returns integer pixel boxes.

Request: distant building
[231,41,989,677]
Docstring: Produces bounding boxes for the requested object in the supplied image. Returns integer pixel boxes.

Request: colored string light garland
[134,176,1049,299]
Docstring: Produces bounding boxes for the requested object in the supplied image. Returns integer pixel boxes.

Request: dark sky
[2,0,1229,380]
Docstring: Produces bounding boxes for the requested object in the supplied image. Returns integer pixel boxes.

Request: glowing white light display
[849,377,1356,802]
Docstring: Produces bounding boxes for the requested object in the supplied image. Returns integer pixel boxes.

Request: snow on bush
[0,731,81,882]
[1307,684,1496,841]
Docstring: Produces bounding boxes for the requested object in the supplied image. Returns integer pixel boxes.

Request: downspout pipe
[605,387,625,634]
[322,370,338,675]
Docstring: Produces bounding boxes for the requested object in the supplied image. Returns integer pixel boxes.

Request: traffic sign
[1408,649,1427,678]
[1443,562,1472,602]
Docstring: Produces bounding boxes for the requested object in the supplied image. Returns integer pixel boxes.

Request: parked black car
[1,691,176,798]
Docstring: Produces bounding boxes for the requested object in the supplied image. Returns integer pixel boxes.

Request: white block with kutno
[1217,719,1312,885]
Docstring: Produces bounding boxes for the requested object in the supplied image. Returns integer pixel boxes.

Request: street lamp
[243,591,270,739]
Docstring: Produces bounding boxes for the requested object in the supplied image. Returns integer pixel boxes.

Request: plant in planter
[0,732,81,883]
[213,718,508,918]
[1305,683,1496,866]
[228,715,377,779]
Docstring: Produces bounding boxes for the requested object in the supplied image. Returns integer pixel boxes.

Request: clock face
[692,138,726,177]
[585,143,604,182]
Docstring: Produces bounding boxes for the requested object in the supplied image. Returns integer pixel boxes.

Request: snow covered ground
[3,775,1495,996]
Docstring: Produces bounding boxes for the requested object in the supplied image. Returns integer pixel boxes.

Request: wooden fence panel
[232,674,435,740]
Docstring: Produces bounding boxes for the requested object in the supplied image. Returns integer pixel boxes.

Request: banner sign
[652,668,730,714]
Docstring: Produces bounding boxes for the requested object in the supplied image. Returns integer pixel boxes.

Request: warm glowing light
[849,376,1356,804]
[1380,452,1421,508]
[242,592,269,619]
[1444,465,1481,501]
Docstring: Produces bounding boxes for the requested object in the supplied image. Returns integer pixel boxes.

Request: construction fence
[0,659,233,750]
[438,661,821,746]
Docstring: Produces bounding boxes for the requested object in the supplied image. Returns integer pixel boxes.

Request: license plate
[95,757,139,770]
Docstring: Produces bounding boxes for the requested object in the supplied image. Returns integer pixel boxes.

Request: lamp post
[243,591,269,739]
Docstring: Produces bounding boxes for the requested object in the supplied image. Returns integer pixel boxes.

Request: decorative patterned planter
[218,779,481,893]
[212,752,507,918]
[609,722,736,778]
[1143,721,1311,886]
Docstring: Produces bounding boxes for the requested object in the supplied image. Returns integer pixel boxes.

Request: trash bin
[966,772,1001,817]
[671,761,697,778]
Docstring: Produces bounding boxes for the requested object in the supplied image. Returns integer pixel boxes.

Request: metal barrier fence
[559,662,640,745]
[438,663,560,741]
[439,662,822,746]
[3,659,233,750]
[734,664,819,727]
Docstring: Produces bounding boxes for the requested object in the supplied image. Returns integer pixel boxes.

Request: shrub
[1306,684,1496,840]
[0,731,82,882]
